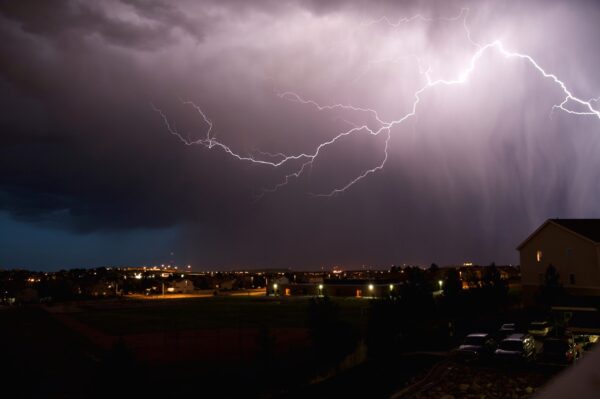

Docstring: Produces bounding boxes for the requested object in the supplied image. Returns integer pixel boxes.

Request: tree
[443,269,462,299]
[478,262,508,310]
[539,264,564,307]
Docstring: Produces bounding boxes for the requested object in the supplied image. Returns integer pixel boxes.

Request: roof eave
[517,220,599,251]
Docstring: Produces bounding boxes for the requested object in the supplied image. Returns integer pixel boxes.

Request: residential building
[518,219,600,301]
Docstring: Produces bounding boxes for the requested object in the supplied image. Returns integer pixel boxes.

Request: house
[517,219,600,301]
[170,279,195,294]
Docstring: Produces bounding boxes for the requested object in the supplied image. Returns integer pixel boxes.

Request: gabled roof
[517,219,600,250]
[551,219,600,243]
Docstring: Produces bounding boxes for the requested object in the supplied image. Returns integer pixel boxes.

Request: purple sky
[1,0,599,270]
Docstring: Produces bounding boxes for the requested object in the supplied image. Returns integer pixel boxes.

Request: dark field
[1,295,567,398]
[69,295,370,334]
[0,296,380,398]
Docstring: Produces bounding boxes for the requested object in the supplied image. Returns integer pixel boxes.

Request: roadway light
[389,284,394,291]
[438,280,443,290]
[368,284,374,291]
[318,284,323,290]
[273,283,278,290]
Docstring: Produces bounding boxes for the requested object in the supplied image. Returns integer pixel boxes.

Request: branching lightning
[154,8,599,197]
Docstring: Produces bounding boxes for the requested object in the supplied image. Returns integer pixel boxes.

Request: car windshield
[544,340,569,352]
[463,336,486,346]
[499,340,523,351]
[501,324,515,330]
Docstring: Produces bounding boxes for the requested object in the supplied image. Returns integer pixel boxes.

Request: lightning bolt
[154,8,599,198]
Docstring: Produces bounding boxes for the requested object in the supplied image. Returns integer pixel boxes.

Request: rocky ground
[409,361,562,399]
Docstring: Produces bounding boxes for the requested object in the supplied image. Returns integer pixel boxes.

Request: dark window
[566,248,573,257]
[499,340,523,351]
[570,274,576,285]
[463,336,486,346]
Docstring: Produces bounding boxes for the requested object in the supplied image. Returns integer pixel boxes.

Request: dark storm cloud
[0,0,207,50]
[1,0,599,269]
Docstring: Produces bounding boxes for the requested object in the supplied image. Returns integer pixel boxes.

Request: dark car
[498,323,517,337]
[539,337,578,364]
[494,333,536,362]
[456,333,497,359]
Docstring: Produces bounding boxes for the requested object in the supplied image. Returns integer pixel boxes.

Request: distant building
[518,219,600,301]
[170,279,195,294]
[271,279,397,298]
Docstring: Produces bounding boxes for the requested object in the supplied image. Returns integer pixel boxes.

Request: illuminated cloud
[0,0,599,268]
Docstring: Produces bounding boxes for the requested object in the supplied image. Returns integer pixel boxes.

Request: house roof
[551,219,600,243]
[517,219,600,250]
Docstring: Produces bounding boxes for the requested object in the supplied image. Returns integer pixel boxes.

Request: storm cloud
[0,0,599,269]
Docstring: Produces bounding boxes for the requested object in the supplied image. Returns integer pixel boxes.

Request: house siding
[520,222,600,297]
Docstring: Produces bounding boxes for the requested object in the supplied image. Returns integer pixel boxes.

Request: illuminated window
[536,250,542,263]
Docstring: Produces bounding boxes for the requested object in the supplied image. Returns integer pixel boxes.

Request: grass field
[0,296,372,397]
[69,295,371,335]
[0,307,103,398]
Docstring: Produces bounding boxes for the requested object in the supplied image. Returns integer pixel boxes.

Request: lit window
[536,250,542,263]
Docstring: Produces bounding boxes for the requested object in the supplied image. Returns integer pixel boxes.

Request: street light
[438,280,443,290]
[273,283,278,295]
[318,284,323,296]
[389,284,394,291]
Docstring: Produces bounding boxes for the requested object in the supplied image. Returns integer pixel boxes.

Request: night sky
[1,0,599,271]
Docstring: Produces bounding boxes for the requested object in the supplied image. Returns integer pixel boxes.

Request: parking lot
[393,321,594,397]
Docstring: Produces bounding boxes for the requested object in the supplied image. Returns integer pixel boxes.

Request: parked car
[495,333,536,362]
[498,323,517,337]
[574,334,598,352]
[456,333,498,359]
[528,321,553,337]
[539,337,579,364]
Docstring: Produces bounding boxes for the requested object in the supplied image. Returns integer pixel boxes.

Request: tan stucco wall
[520,222,600,290]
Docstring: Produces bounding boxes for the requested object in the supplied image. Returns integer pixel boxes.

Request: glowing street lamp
[273,283,278,295]
[438,280,443,290]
